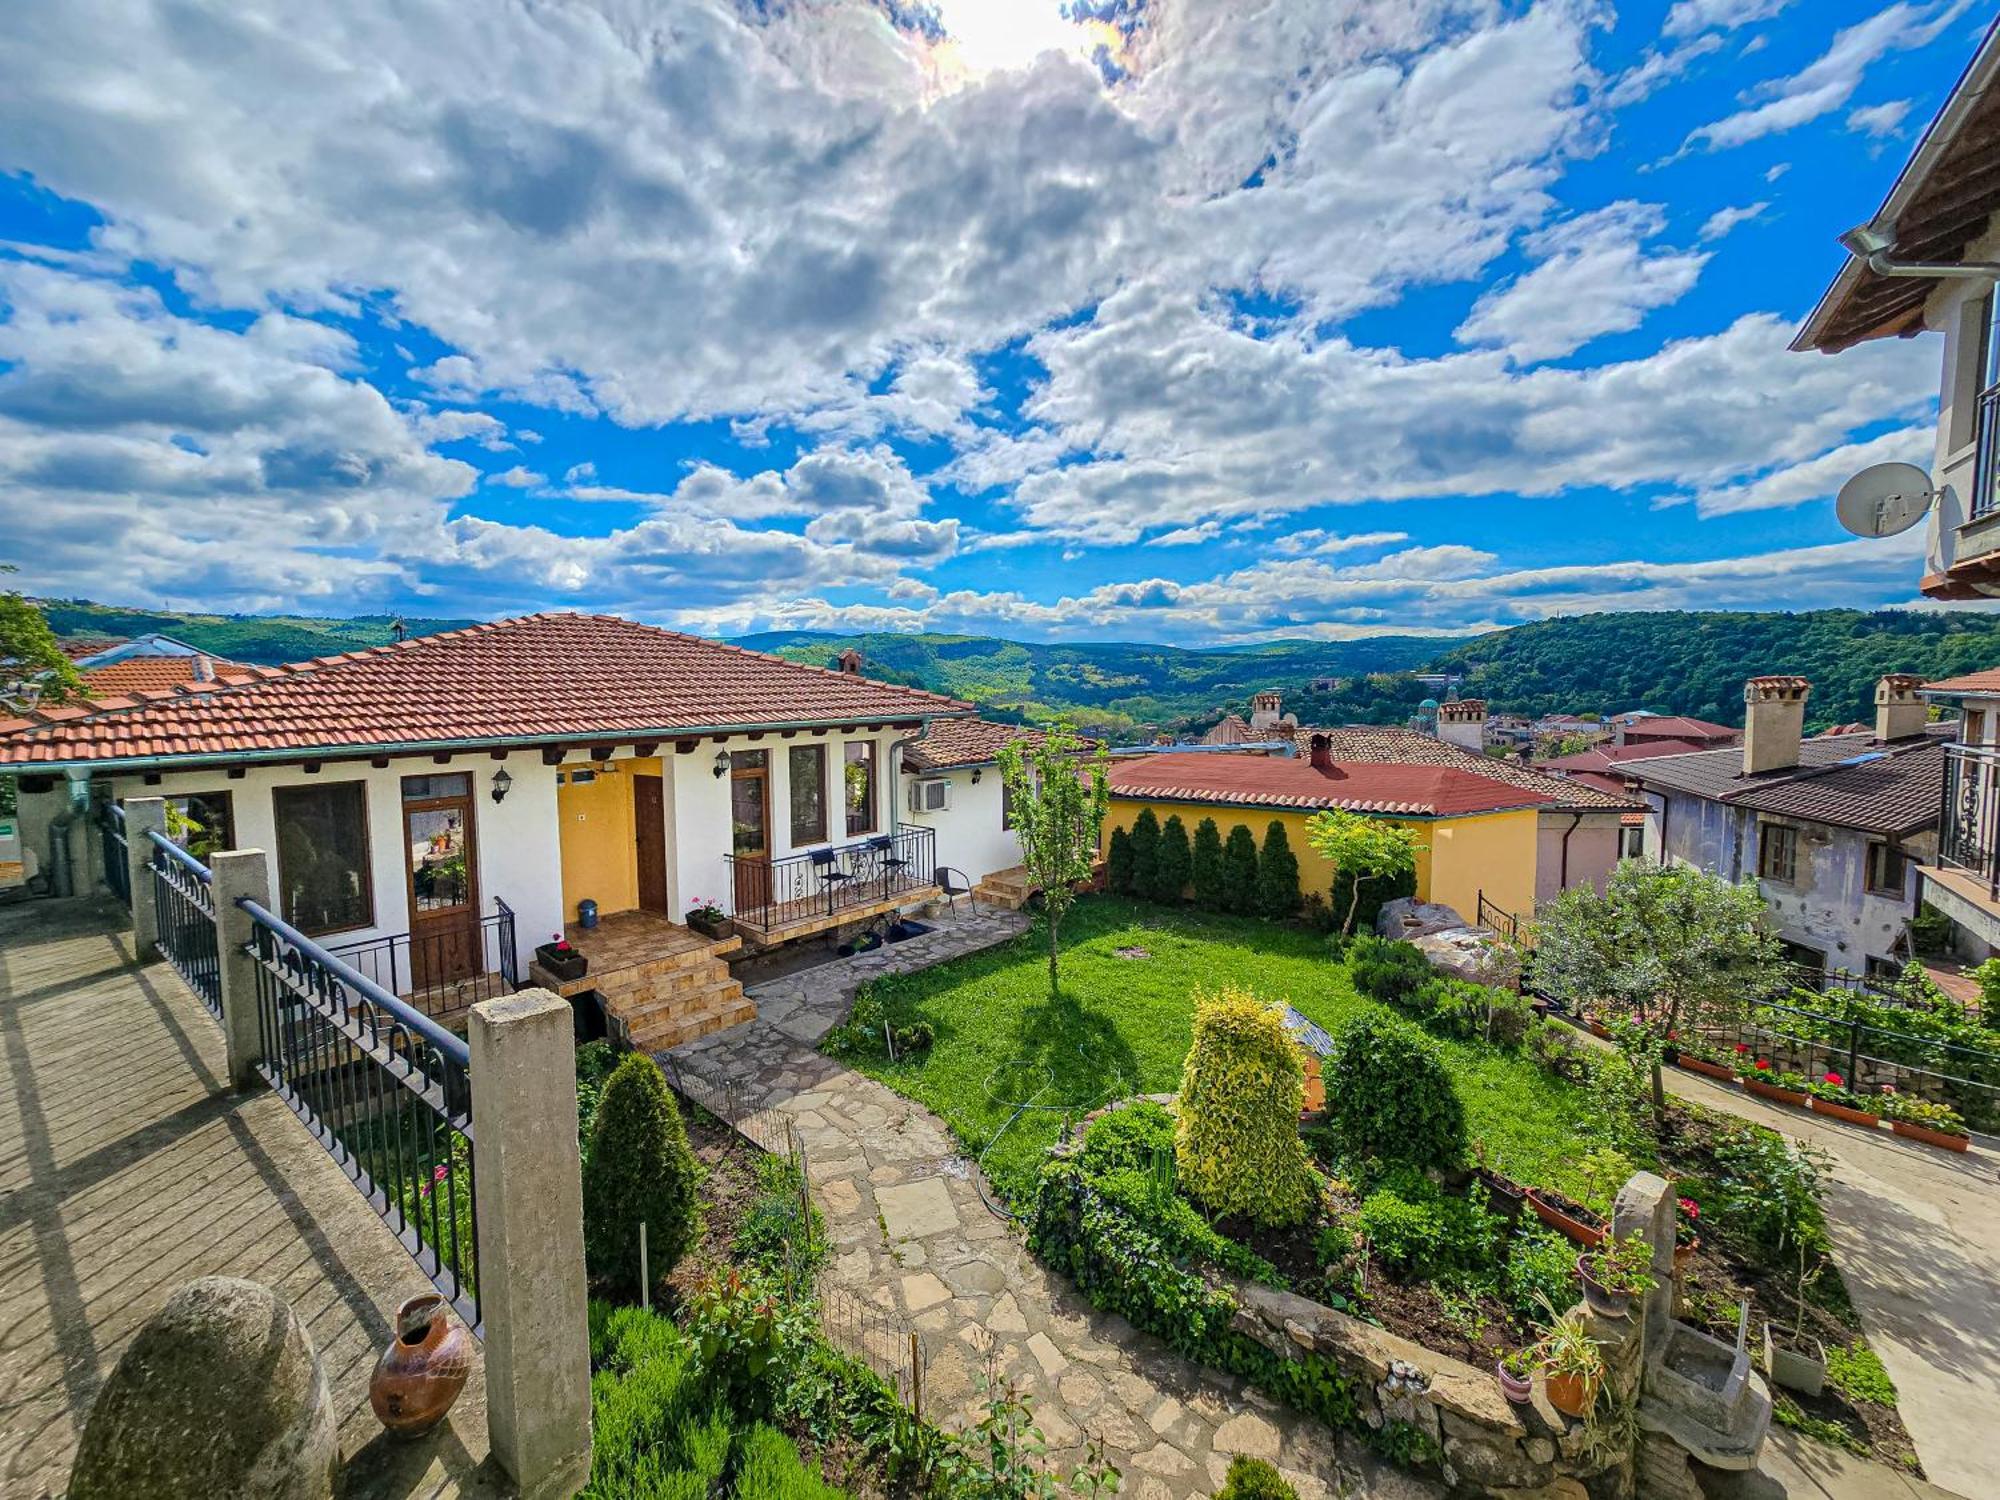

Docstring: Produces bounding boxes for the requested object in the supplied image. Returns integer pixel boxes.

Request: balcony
[1922,743,2000,946]
[724,823,938,946]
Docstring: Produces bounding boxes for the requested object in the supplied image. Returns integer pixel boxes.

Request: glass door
[402,773,480,991]
[730,751,771,917]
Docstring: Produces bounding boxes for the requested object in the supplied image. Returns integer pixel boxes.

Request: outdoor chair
[868,834,910,896]
[811,847,853,915]
[935,865,976,914]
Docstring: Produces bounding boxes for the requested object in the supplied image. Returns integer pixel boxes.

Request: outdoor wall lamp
[490,767,513,804]
[713,749,730,779]
[970,767,982,784]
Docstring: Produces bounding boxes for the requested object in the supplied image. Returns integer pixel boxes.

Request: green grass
[844,897,1647,1204]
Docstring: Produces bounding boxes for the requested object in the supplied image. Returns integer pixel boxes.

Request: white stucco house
[899,717,1069,888]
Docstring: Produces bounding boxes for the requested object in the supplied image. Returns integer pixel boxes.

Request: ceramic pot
[1544,1370,1596,1419]
[1761,1323,1827,1398]
[1890,1119,1970,1152]
[370,1293,475,1436]
[1576,1255,1633,1320]
[1744,1078,1807,1108]
[1496,1360,1533,1404]
[1676,1057,1736,1082]
[1526,1188,1607,1248]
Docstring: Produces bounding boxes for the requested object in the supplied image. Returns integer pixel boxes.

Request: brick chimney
[1875,674,1927,742]
[1743,677,1810,774]
[1436,698,1487,753]
[835,647,864,676]
[1308,733,1333,772]
[1249,690,1283,731]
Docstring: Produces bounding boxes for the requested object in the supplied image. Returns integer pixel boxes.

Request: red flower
[1823,1071,1844,1087]
[1879,1084,1898,1097]
[1734,1042,1750,1054]
[1677,1197,1700,1220]
[1756,1058,1771,1071]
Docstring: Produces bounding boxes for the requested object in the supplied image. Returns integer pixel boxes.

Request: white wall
[914,767,1021,885]
[1924,215,2000,580]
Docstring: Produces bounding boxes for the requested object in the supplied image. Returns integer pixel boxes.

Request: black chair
[811,847,853,916]
[935,865,976,914]
[868,834,911,897]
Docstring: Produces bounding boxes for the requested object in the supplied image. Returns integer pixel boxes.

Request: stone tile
[819,1177,864,1218]
[1213,1411,1282,1461]
[1027,1331,1070,1379]
[877,1177,961,1239]
[1147,1396,1185,1435]
[989,1292,1030,1334]
[900,1271,951,1312]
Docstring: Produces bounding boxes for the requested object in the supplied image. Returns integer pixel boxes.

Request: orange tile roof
[904,718,1082,771]
[1922,668,2000,696]
[0,612,972,768]
[79,657,223,696]
[1286,725,1643,811]
[1106,752,1554,817]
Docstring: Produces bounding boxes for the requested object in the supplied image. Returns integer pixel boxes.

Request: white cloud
[563,461,597,484]
[1607,35,1723,108]
[1848,100,1914,137]
[487,465,546,488]
[1693,425,1935,516]
[1664,0,1795,39]
[1698,202,1767,240]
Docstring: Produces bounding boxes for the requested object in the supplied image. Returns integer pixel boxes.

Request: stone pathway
[675,909,1434,1500]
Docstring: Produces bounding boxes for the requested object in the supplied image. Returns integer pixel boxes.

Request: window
[1966,708,1987,746]
[162,790,234,860]
[843,741,876,837]
[1757,823,1798,884]
[789,745,827,846]
[1973,292,2000,518]
[274,781,373,935]
[1618,824,1644,859]
[1865,841,1908,898]
[1781,940,1824,978]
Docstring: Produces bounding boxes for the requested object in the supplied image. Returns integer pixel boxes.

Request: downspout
[1558,812,1582,890]
[46,808,75,897]
[885,716,933,838]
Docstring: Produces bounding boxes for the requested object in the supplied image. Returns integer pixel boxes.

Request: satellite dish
[1836,462,1936,538]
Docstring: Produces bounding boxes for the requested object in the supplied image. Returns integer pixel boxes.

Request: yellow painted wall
[558,763,639,919]
[1102,800,1537,926]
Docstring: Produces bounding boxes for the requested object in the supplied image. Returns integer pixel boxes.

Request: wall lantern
[970,767,982,784]
[713,749,731,779]
[490,767,513,804]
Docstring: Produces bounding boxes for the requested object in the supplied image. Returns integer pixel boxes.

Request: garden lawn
[844,897,1648,1204]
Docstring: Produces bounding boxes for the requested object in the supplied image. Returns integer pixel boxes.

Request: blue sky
[0,0,1987,644]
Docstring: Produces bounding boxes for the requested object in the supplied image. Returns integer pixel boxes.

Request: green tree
[1324,1011,1467,1173]
[1175,987,1316,1225]
[1304,809,1426,936]
[1221,824,1259,915]
[1153,813,1192,903]
[1256,820,1300,918]
[1190,817,1226,908]
[1106,825,1136,895]
[998,722,1111,1001]
[0,578,82,713]
[1532,861,1784,1112]
[1126,807,1162,902]
[583,1054,705,1300]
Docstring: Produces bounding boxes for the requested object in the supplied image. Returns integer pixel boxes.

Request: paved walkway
[0,897,496,1500]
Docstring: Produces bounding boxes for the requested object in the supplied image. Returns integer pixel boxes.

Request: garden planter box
[1761,1325,1826,1397]
[1743,1078,1807,1108]
[1526,1188,1606,1248]
[1890,1119,1970,1152]
[1676,1057,1737,1083]
[1808,1097,1883,1130]
[533,943,586,982]
[1585,1020,1614,1041]
[687,913,735,941]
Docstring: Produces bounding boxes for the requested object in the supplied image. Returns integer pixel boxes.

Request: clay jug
[369,1293,474,1436]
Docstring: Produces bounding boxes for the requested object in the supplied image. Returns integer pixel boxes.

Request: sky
[0,0,1988,646]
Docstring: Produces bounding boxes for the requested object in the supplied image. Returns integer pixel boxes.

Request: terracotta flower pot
[1808,1097,1882,1129]
[1497,1360,1534,1404]
[1890,1119,1971,1152]
[1544,1370,1597,1419]
[370,1294,475,1437]
[1526,1188,1607,1248]
[1673,1239,1698,1274]
[1744,1078,1807,1108]
[1677,1057,1737,1082]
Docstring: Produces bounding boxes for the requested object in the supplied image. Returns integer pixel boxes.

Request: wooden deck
[527,910,753,1051]
[734,885,940,951]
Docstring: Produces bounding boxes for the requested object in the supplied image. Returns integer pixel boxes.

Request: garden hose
[971,1049,1134,1222]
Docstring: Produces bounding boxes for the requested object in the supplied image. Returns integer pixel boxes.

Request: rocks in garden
[1374,899,1522,987]
[68,1276,338,1500]
[1375,899,1466,939]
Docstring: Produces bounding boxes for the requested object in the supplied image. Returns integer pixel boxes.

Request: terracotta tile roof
[1922,668,2000,696]
[0,612,972,768]
[904,718,1084,771]
[1106,751,1555,817]
[1537,739,1710,774]
[1284,726,1642,811]
[60,636,126,660]
[1616,715,1738,743]
[79,657,227,696]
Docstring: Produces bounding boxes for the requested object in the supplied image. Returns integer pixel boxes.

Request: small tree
[0,579,82,713]
[1532,861,1784,1113]
[998,723,1111,1001]
[1153,813,1192,904]
[1324,1011,1467,1173]
[1106,825,1136,895]
[1126,807,1162,902]
[1257,821,1300,919]
[583,1053,705,1299]
[1175,987,1316,1226]
[1190,817,1226,908]
[1305,809,1426,936]
[1221,824,1259,915]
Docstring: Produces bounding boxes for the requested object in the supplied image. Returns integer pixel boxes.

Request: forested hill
[1429,610,2000,727]
[39,601,475,667]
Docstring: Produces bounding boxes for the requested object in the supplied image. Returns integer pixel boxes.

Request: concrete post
[470,989,592,1499]
[210,849,271,1091]
[123,797,168,954]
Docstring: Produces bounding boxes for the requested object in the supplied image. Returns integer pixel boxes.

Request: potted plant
[533,931,587,982]
[1673,1197,1700,1272]
[1577,1232,1656,1320]
[1526,1186,1607,1248]
[1762,1242,1827,1395]
[1805,1071,1884,1129]
[1496,1347,1535,1405]
[1473,1140,1528,1214]
[1675,1038,1737,1083]
[685,897,733,941]
[1534,1312,1606,1420]
[1740,1058,1810,1107]
[1880,1091,1970,1151]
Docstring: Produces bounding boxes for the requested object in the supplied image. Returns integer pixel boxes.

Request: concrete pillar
[210,849,271,1091]
[124,797,168,953]
[470,989,592,1499]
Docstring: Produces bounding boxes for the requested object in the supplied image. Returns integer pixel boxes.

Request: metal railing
[242,898,481,1332]
[1476,889,1522,943]
[101,802,129,908]
[329,898,520,1023]
[1972,380,2000,522]
[1939,741,2000,897]
[725,823,937,932]
[146,830,219,1015]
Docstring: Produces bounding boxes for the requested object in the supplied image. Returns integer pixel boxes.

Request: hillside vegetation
[41,600,476,667]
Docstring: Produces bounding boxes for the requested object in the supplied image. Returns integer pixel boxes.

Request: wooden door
[402,773,480,992]
[634,775,669,914]
[729,751,772,916]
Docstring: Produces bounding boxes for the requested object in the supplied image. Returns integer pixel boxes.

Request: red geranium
[1734,1042,1750,1054]
[1755,1058,1771,1071]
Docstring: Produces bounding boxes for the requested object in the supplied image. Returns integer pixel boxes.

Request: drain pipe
[1557,812,1582,890]
[46,807,77,897]
[1841,226,2000,282]
[885,717,933,839]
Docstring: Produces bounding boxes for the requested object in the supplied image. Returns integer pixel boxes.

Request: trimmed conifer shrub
[1153,813,1192,904]
[1174,987,1316,1226]
[1216,1457,1299,1500]
[1106,825,1136,895]
[583,1053,706,1300]
[1323,1011,1467,1174]
[1190,817,1226,908]
[1127,808,1162,902]
[1257,820,1301,918]
[1222,823,1259,915]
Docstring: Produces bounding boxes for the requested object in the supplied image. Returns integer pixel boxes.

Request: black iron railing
[242,897,480,1331]
[1477,889,1522,943]
[1938,742,2000,897]
[147,830,219,1016]
[101,802,129,909]
[1973,381,2000,522]
[726,823,938,931]
[329,898,520,1022]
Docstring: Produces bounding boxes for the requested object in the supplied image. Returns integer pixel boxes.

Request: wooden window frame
[844,741,877,838]
[1864,841,1908,898]
[788,744,828,847]
[1757,822,1797,885]
[273,779,375,937]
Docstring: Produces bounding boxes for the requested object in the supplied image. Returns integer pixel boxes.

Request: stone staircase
[595,937,755,1052]
[972,865,1037,910]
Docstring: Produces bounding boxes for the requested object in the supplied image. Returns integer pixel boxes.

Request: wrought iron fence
[329,898,520,1022]
[146,830,219,1015]
[1939,741,2000,897]
[242,897,481,1332]
[725,823,938,931]
[100,801,129,908]
[1476,889,1522,943]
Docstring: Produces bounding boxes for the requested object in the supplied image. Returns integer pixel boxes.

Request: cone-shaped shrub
[1127,808,1162,903]
[583,1053,706,1299]
[1323,1011,1467,1173]
[1222,824,1260,915]
[1175,987,1315,1226]
[1153,814,1192,904]
[1190,817,1226,909]
[1106,825,1136,895]
[1257,821,1301,918]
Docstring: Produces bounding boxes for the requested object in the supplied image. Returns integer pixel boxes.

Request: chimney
[1875,673,1927,741]
[835,647,864,676]
[193,654,213,682]
[1249,690,1283,731]
[1308,733,1333,772]
[1436,697,1487,752]
[1743,676,1810,774]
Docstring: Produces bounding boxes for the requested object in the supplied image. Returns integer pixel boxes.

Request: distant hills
[37,598,2000,740]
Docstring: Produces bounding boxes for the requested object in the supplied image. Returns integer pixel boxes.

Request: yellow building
[1103,744,1543,922]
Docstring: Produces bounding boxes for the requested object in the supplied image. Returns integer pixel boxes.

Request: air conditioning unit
[909,777,951,814]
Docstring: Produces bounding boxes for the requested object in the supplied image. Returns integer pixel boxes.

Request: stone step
[617,974,745,1026]
[630,993,758,1051]
[596,960,729,1007]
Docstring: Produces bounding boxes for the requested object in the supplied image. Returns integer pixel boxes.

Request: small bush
[1216,1455,1298,1500]
[1257,821,1301,919]
[576,1039,624,1148]
[1222,824,1260,915]
[1106,826,1136,896]
[1191,817,1226,908]
[583,1054,706,1300]
[1354,1170,1499,1279]
[1503,1228,1579,1322]
[1128,809,1162,900]
[1175,987,1317,1226]
[735,1423,847,1500]
[1348,936,1431,1007]
[1153,813,1193,903]
[1333,861,1417,936]
[1323,1011,1467,1174]
[1825,1342,1897,1407]
[1527,1017,1590,1080]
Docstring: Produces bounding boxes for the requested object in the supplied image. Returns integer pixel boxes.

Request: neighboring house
[0,614,974,1042]
[1627,676,1948,977]
[1914,667,2000,959]
[901,717,1066,886]
[1792,17,2000,599]
[1610,714,1738,750]
[1203,689,1299,745]
[1202,713,1255,746]
[1536,738,1714,798]
[62,634,239,697]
